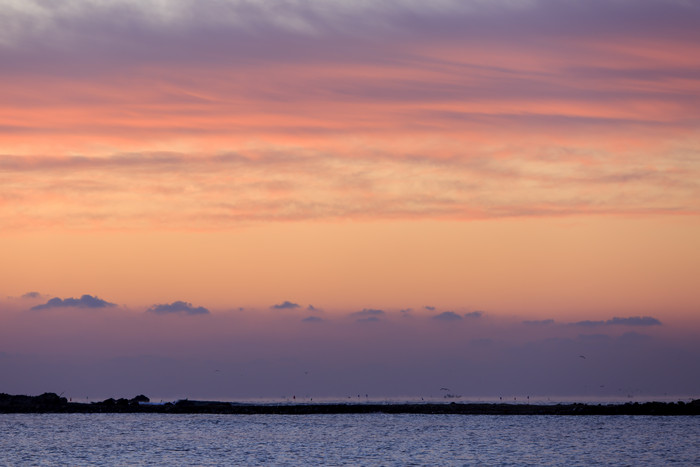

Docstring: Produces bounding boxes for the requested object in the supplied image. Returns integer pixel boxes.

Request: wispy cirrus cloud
[1,148,696,231]
[3,1,699,58]
[1,0,698,231]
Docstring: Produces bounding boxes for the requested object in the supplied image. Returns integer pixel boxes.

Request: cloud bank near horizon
[0,293,696,400]
[4,293,672,329]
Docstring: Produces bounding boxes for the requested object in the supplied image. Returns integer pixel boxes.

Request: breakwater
[2,393,699,415]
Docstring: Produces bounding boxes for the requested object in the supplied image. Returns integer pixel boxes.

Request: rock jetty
[1,393,699,415]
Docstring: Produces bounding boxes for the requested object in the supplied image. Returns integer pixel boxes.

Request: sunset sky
[1,0,699,401]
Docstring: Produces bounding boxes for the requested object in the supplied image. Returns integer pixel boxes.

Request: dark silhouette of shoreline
[2,393,699,415]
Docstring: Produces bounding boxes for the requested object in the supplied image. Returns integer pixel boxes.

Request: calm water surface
[1,413,698,465]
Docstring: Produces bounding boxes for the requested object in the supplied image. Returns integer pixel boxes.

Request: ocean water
[1,413,698,466]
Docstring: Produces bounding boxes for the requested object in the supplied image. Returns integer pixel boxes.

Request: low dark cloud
[424,306,435,311]
[21,292,43,299]
[433,311,462,321]
[351,308,384,317]
[307,305,318,311]
[31,294,116,310]
[271,301,300,310]
[302,316,323,323]
[572,320,606,327]
[147,301,209,315]
[572,316,662,327]
[607,316,661,326]
[523,319,555,326]
[464,311,484,318]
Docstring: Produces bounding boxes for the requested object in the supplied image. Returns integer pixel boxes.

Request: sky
[1,0,699,401]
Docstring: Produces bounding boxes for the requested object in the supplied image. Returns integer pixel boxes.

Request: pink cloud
[1,2,698,229]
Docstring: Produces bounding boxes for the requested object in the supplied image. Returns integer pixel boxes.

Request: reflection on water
[1,413,699,465]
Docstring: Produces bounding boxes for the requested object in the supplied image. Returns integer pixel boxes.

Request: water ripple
[0,413,698,465]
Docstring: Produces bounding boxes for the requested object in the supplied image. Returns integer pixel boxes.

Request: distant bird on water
[440,387,450,391]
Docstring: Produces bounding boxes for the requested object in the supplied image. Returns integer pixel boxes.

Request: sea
[1,412,699,466]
